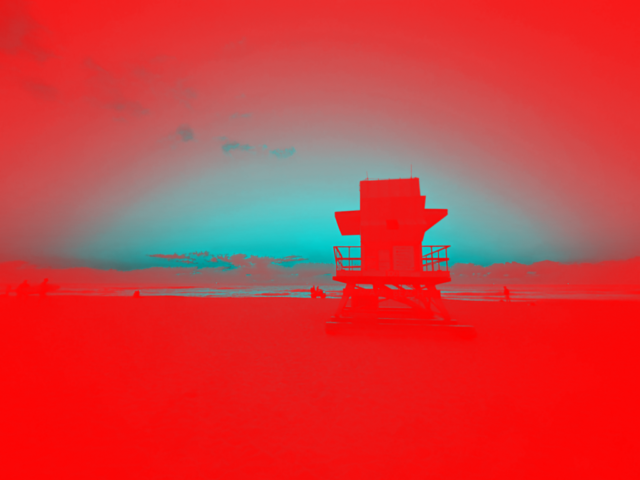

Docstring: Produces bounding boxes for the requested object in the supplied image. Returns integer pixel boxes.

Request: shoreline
[3,282,639,302]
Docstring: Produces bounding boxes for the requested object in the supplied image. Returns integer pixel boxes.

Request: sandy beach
[1,296,638,479]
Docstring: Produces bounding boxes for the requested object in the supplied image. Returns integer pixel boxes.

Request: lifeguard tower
[328,177,475,337]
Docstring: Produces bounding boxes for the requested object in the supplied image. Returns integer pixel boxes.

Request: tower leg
[328,282,474,337]
[334,284,354,318]
[379,285,432,318]
[425,285,451,321]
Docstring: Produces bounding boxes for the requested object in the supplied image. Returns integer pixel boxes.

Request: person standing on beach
[16,280,30,299]
[503,286,511,303]
[37,278,49,297]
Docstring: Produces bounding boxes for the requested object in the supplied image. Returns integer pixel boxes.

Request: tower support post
[331,282,453,324]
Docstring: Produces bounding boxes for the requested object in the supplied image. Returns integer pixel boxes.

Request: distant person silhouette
[310,286,326,299]
[503,286,511,303]
[16,280,30,299]
[38,278,49,297]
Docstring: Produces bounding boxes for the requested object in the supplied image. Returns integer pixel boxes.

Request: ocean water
[48,284,640,301]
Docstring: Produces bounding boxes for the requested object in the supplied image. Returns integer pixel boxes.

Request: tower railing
[334,246,362,271]
[333,246,450,273]
[422,245,450,272]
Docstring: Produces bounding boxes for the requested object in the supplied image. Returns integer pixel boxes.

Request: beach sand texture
[1,296,638,479]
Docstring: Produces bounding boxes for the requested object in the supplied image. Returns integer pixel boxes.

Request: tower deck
[332,245,451,285]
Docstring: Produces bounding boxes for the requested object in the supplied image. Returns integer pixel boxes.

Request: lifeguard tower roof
[335,178,447,237]
[360,178,421,198]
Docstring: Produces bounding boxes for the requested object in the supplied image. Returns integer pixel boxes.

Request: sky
[2,0,640,270]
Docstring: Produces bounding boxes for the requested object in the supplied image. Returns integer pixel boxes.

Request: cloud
[0,253,334,288]
[0,260,336,289]
[22,81,57,100]
[222,142,253,154]
[176,124,194,141]
[0,1,51,61]
[12,256,638,288]
[269,147,296,159]
[84,58,150,117]
[149,251,309,273]
[148,253,195,265]
[160,124,195,146]
[449,257,640,285]
[172,80,197,109]
[148,253,191,260]
[217,138,295,159]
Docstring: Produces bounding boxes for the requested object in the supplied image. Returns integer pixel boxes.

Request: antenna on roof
[411,165,412,178]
